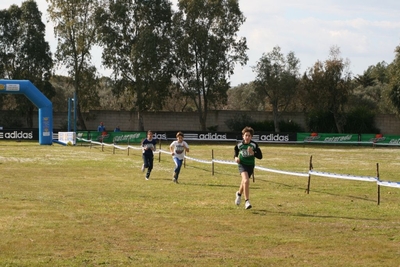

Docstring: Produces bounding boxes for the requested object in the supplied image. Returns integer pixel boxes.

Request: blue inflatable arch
[0,80,53,145]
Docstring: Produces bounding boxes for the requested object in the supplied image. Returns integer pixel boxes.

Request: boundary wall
[1,110,400,134]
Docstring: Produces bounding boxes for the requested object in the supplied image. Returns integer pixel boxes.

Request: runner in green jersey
[234,126,263,209]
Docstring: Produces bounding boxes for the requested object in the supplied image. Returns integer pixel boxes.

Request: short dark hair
[242,126,254,136]
[176,131,184,137]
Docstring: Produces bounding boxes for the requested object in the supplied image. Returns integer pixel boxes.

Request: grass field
[0,141,399,266]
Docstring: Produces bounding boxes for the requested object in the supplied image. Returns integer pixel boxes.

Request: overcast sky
[2,0,400,86]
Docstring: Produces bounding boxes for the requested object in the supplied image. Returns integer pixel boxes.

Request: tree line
[1,0,400,133]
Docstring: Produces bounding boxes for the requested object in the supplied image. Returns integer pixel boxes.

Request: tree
[0,0,54,127]
[162,84,194,112]
[354,72,375,88]
[350,63,393,114]
[299,46,353,133]
[226,83,265,111]
[172,0,248,131]
[0,5,21,111]
[253,46,300,132]
[96,0,174,131]
[47,0,101,130]
[369,61,389,84]
[389,45,400,113]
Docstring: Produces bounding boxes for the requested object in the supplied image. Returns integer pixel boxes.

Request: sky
[2,0,400,86]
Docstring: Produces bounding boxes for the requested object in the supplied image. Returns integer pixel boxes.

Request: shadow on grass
[184,164,238,177]
[254,177,307,191]
[250,209,383,221]
[255,178,377,203]
[152,177,238,189]
[184,182,238,189]
[184,164,213,173]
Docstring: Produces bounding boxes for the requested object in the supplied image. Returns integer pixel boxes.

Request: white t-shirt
[170,140,189,160]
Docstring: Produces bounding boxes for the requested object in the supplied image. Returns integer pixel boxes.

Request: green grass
[0,141,399,266]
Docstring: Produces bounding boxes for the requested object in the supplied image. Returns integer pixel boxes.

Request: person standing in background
[97,122,106,132]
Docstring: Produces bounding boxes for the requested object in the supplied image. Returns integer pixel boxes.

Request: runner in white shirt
[169,131,189,183]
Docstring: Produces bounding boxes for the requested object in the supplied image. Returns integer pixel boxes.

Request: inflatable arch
[0,80,53,145]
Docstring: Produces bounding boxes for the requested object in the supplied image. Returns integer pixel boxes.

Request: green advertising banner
[297,133,359,143]
[77,131,145,144]
[360,134,400,145]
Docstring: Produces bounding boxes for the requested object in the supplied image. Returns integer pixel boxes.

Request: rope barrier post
[212,149,214,176]
[377,163,380,205]
[113,145,115,154]
[307,155,313,194]
[158,139,161,162]
[101,139,104,152]
[127,139,130,156]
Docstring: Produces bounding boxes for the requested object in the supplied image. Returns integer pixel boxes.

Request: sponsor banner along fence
[75,131,400,145]
[1,129,400,146]
[74,131,299,143]
[296,133,400,146]
[77,136,400,204]
[360,133,400,146]
[0,128,39,141]
[298,133,359,143]
[76,131,145,144]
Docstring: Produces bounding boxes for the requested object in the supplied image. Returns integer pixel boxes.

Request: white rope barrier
[256,166,309,177]
[185,156,213,164]
[114,145,129,150]
[212,159,237,166]
[309,170,377,182]
[92,140,111,147]
[127,145,141,150]
[377,180,400,188]
[76,138,400,190]
[157,149,173,156]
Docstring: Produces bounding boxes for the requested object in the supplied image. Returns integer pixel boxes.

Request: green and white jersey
[234,140,262,166]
